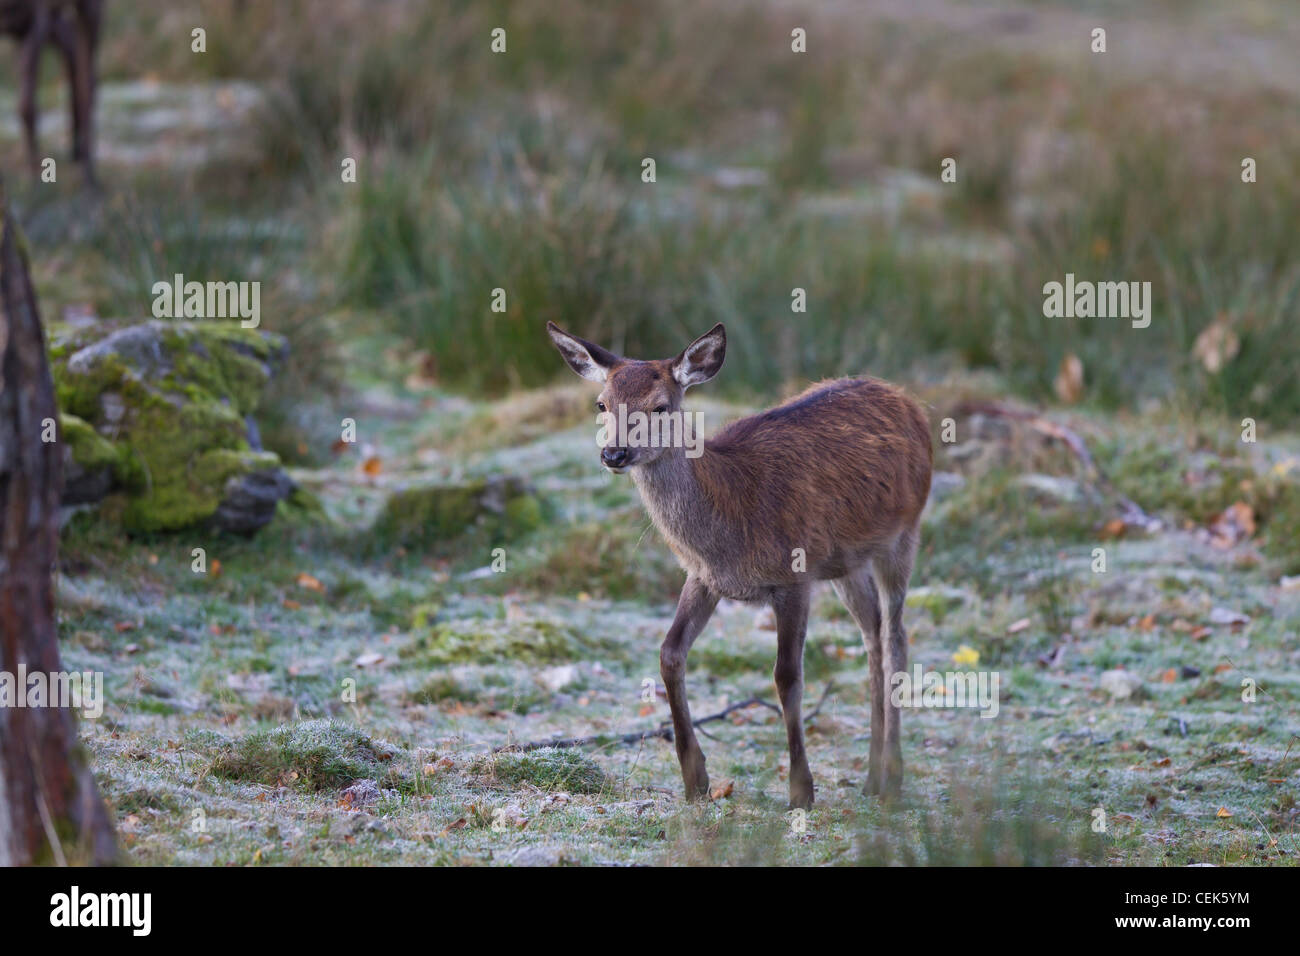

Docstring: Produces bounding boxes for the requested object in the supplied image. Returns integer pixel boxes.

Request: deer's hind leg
[832,567,885,795]
[870,524,921,799]
[772,582,813,809]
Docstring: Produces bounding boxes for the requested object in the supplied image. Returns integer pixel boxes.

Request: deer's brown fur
[548,321,932,807]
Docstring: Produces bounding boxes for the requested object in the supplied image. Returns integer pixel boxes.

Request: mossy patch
[199,719,410,792]
[402,618,580,666]
[59,413,121,472]
[370,475,546,552]
[470,748,609,794]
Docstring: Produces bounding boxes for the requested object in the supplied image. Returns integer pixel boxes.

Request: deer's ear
[547,322,620,383]
[671,323,726,388]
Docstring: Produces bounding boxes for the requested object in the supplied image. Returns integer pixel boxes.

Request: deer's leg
[52,18,83,161]
[772,582,813,809]
[871,525,920,800]
[832,568,884,795]
[19,21,45,177]
[75,3,100,184]
[660,575,719,802]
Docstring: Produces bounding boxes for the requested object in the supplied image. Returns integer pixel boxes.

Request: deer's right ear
[547,322,620,383]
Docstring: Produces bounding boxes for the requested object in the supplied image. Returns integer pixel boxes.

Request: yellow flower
[952,644,980,667]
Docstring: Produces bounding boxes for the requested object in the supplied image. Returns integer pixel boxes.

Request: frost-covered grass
[56,375,1300,866]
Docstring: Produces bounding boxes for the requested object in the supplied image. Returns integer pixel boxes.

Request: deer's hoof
[683,764,710,802]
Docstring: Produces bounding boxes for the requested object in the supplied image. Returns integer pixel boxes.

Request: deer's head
[547,322,725,472]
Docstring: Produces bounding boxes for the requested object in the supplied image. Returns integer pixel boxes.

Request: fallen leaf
[710,781,734,800]
[1192,318,1240,374]
[362,456,383,477]
[952,644,980,667]
[296,572,325,593]
[282,598,301,610]
[1207,501,1255,549]
[1160,668,1178,683]
[353,652,384,668]
[1099,518,1127,540]
[1054,353,1084,404]
[1207,606,1249,627]
[1215,807,1233,818]
[1007,618,1031,634]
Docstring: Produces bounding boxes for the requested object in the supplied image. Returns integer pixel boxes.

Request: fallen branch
[495,683,834,754]
[953,400,1159,531]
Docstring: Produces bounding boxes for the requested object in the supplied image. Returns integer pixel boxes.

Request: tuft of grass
[200,719,411,793]
[470,748,610,795]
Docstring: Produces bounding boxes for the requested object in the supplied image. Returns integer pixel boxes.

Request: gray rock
[212,467,296,534]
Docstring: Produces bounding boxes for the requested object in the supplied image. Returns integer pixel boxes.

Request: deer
[0,0,105,185]
[548,321,932,809]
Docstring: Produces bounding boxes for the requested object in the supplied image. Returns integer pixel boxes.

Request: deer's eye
[596,401,607,413]
[653,405,669,414]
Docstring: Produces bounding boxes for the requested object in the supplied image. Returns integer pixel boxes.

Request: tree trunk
[0,185,116,865]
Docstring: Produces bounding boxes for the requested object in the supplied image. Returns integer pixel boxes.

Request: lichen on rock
[49,319,294,533]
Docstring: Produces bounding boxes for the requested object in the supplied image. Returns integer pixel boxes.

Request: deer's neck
[631,445,725,562]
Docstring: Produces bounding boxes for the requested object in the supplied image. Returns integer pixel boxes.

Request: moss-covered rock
[371,474,545,550]
[48,319,294,533]
[59,413,123,504]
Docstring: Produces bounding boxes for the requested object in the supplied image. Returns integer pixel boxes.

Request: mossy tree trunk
[0,189,116,865]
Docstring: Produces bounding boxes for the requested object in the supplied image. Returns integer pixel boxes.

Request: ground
[55,371,1300,865]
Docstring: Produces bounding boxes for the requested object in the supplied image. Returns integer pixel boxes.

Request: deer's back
[688,377,932,589]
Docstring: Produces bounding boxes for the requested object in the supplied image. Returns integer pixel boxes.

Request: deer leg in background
[17,6,48,177]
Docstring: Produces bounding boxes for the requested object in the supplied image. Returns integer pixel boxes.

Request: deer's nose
[602,447,630,468]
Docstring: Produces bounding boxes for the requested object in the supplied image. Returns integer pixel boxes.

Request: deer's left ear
[671,323,726,388]
[547,322,621,383]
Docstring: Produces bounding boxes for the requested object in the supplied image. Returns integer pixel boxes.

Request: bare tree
[0,185,115,865]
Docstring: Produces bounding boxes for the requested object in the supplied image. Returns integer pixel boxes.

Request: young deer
[1,0,105,185]
[548,321,932,808]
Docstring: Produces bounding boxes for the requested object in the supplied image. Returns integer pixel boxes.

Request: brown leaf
[362,456,383,477]
[1207,501,1255,549]
[1215,807,1233,818]
[1099,518,1127,540]
[1054,353,1084,404]
[710,781,734,800]
[1192,319,1240,374]
[296,572,325,593]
